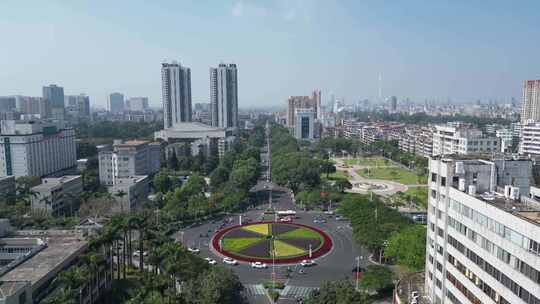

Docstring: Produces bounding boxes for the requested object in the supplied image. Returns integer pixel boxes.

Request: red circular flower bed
[211,221,333,264]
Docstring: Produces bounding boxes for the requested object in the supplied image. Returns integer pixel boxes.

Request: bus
[277,210,297,217]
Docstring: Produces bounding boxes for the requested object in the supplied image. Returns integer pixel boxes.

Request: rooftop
[32,175,81,191]
[1,231,87,291]
[115,139,148,147]
[0,281,28,298]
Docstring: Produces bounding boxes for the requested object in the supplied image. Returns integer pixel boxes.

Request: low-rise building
[0,229,111,304]
[108,175,149,213]
[30,176,83,216]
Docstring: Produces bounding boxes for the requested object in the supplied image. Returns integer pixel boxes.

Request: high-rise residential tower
[42,84,65,119]
[210,63,238,130]
[521,80,540,124]
[108,93,125,113]
[162,61,192,128]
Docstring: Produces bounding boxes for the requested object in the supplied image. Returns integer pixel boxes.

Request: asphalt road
[176,185,371,302]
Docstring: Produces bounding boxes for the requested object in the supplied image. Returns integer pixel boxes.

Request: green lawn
[222,237,262,252]
[321,170,349,180]
[343,156,391,167]
[405,187,428,209]
[279,228,322,240]
[357,166,421,185]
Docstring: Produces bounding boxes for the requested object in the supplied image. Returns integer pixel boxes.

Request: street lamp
[355,255,363,291]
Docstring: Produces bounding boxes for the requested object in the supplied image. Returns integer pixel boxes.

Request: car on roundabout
[223,257,238,265]
[300,259,316,267]
[187,247,200,254]
[279,216,292,223]
[205,257,217,265]
[251,261,267,269]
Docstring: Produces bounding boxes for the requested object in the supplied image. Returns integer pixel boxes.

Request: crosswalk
[244,284,317,298]
[280,286,317,298]
[244,284,266,296]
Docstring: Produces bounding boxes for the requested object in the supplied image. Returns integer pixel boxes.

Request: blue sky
[1,0,539,108]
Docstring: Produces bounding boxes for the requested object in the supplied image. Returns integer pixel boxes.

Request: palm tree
[82,252,106,303]
[114,190,128,213]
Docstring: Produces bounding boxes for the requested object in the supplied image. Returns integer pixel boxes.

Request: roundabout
[211,221,332,264]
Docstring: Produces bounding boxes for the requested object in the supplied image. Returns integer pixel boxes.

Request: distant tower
[43,84,65,119]
[210,63,238,130]
[378,73,382,102]
[521,80,540,124]
[161,61,192,128]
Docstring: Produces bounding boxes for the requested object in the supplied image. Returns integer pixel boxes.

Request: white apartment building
[30,175,83,216]
[294,108,315,140]
[0,120,77,177]
[98,140,161,185]
[432,123,499,156]
[426,157,540,304]
[210,63,238,131]
[519,122,540,156]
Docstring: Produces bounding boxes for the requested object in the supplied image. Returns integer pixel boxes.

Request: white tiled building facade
[432,124,499,156]
[519,122,540,156]
[0,121,77,177]
[98,140,161,185]
[426,158,540,304]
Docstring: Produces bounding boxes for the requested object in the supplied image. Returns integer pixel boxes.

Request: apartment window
[438,227,444,237]
[431,173,437,182]
[431,190,437,199]
[436,261,443,272]
[441,177,446,186]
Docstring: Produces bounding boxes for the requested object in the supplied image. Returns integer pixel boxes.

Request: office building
[15,96,48,119]
[126,97,149,112]
[425,156,540,304]
[521,80,540,124]
[107,92,124,113]
[65,94,91,119]
[520,122,540,156]
[108,175,149,213]
[210,63,238,131]
[0,97,16,112]
[30,175,83,216]
[286,90,321,129]
[390,96,398,112]
[154,122,234,159]
[432,123,500,156]
[98,140,161,185]
[42,84,64,120]
[162,61,192,128]
[496,128,514,153]
[293,108,315,140]
[0,120,77,177]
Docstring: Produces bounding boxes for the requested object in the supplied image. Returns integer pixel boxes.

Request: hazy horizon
[1,1,539,108]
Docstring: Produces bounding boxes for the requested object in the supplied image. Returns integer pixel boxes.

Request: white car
[300,259,316,267]
[187,247,200,254]
[251,262,267,269]
[223,257,238,265]
[323,210,334,215]
[205,257,217,265]
[133,250,148,257]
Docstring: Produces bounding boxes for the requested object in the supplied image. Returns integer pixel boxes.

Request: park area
[343,156,390,167]
[357,166,423,185]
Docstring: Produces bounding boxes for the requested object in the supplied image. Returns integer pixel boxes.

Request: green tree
[360,265,394,292]
[184,267,246,304]
[152,171,173,193]
[306,279,367,304]
[167,151,179,170]
[385,225,426,271]
[210,166,230,190]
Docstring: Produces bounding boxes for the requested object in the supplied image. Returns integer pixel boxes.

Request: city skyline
[1,1,540,107]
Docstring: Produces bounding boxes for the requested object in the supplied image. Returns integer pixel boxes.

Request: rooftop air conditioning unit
[504,185,512,199]
[510,186,520,200]
[468,185,476,195]
[455,162,465,175]
[458,178,466,191]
